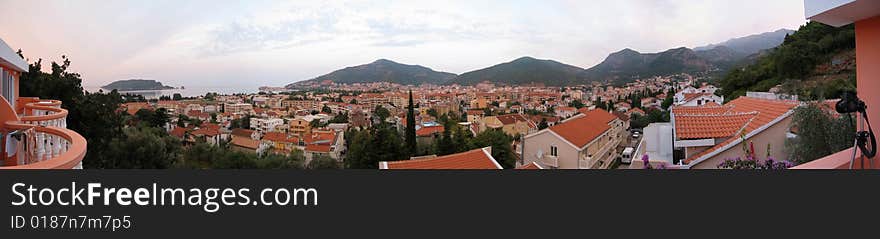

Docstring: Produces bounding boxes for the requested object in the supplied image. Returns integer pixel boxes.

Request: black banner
[1,170,878,237]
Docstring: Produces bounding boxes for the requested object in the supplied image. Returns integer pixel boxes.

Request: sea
[83,85,261,99]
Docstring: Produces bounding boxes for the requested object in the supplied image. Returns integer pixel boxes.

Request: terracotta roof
[231,128,255,138]
[548,110,612,148]
[262,132,296,143]
[683,97,799,164]
[674,112,757,139]
[416,125,444,137]
[170,127,187,138]
[191,127,220,137]
[495,114,536,128]
[578,108,617,124]
[231,137,260,150]
[380,147,502,169]
[516,162,544,170]
[671,105,733,115]
[304,131,337,144]
[305,144,332,153]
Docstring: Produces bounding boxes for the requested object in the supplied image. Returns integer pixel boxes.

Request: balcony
[1,98,86,169]
[791,147,878,169]
[579,138,620,169]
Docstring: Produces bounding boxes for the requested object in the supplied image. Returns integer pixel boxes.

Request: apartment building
[250,117,284,132]
[0,37,86,169]
[224,103,253,114]
[523,109,623,169]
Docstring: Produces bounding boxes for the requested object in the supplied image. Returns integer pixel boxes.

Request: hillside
[695,29,795,55]
[718,22,856,100]
[582,29,793,84]
[101,79,174,91]
[287,59,457,87]
[580,47,720,84]
[449,57,585,86]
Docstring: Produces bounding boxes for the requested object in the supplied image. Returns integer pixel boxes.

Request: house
[523,109,623,169]
[675,93,724,107]
[191,123,222,146]
[289,118,312,135]
[1,37,87,169]
[260,132,299,155]
[250,117,284,132]
[415,124,444,146]
[379,147,502,169]
[555,106,578,118]
[302,130,345,163]
[230,128,260,153]
[482,114,537,137]
[633,94,800,169]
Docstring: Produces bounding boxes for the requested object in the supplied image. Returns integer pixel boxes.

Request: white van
[621,147,635,164]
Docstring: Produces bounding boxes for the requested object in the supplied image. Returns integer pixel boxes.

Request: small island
[101,79,176,91]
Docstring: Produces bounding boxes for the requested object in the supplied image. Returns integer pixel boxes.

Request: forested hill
[718,21,856,101]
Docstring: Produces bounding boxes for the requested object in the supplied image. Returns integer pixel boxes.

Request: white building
[250,118,284,132]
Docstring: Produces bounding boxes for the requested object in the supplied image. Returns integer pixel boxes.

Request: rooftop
[379,147,502,169]
[547,109,614,148]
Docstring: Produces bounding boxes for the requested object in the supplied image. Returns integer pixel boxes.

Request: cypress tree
[405,90,417,156]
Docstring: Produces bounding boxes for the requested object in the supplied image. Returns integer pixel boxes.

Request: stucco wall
[523,130,580,169]
[856,15,880,134]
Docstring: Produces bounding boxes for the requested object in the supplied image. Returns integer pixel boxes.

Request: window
[550,146,558,157]
[1,69,13,108]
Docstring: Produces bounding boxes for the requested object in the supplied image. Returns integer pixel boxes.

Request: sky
[0,0,808,89]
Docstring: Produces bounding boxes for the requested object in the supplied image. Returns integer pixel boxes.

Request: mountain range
[287,29,794,88]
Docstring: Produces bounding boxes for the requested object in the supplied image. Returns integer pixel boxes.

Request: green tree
[374,105,390,121]
[786,103,855,164]
[538,118,549,130]
[101,126,181,169]
[568,99,585,109]
[471,130,515,169]
[308,155,340,169]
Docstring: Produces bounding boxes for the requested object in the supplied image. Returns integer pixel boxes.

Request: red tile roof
[496,114,537,128]
[549,109,613,148]
[416,125,444,137]
[231,137,260,150]
[380,147,502,169]
[170,127,187,138]
[674,112,757,139]
[578,108,617,123]
[305,144,332,153]
[262,132,297,143]
[516,162,544,170]
[191,126,220,137]
[683,97,799,164]
[231,128,255,138]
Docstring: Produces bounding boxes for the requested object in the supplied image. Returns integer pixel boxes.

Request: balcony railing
[18,98,67,128]
[579,139,620,169]
[1,98,86,169]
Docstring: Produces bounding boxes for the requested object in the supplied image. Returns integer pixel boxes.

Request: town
[112,72,808,170]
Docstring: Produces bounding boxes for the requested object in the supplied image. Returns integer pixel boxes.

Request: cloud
[0,0,808,87]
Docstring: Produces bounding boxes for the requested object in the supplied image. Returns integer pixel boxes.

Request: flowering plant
[641,154,666,169]
[717,156,794,170]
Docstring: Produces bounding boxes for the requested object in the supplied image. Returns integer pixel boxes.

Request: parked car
[621,147,635,164]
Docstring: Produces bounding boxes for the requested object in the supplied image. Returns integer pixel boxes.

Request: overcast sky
[0,0,807,88]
